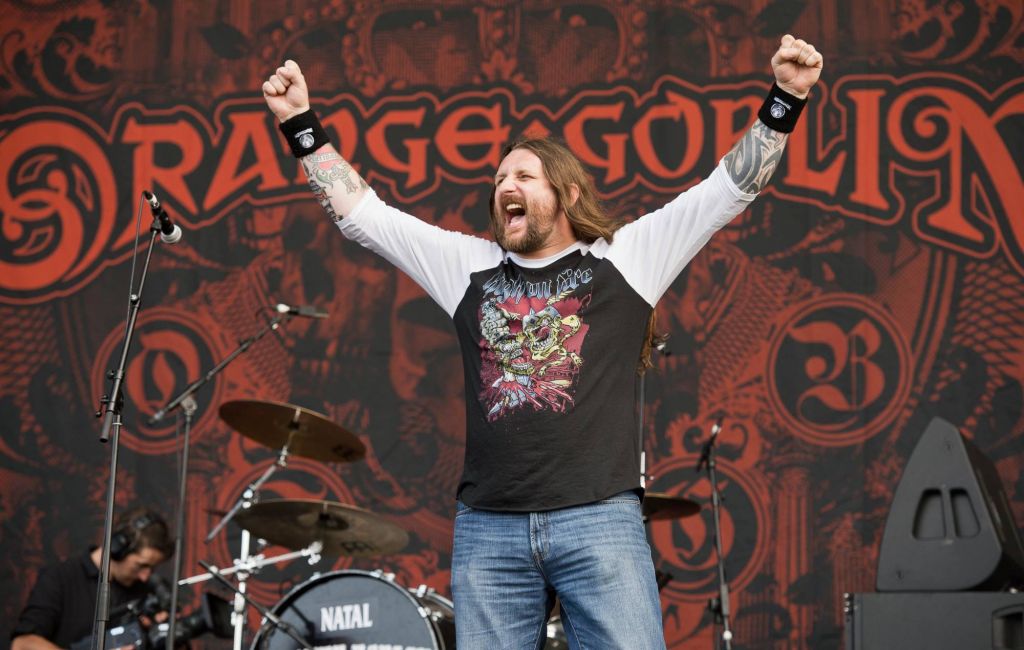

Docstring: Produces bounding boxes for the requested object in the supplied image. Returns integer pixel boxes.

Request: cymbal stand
[198,560,312,650]
[178,541,322,586]
[206,443,291,543]
[696,416,732,650]
[205,443,291,650]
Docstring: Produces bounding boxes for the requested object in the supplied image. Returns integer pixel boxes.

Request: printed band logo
[91,309,223,455]
[767,294,911,446]
[478,270,592,420]
[770,101,787,119]
[3,75,1021,306]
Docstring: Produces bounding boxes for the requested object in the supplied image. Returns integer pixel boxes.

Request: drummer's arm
[11,634,61,650]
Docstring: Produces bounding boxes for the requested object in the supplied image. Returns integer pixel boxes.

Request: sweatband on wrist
[279,110,330,157]
[757,84,807,133]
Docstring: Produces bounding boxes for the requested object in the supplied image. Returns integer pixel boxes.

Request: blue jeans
[451,491,665,649]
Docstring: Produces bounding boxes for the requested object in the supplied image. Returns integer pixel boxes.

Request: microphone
[710,414,724,438]
[143,191,183,244]
[696,414,726,473]
[274,303,328,319]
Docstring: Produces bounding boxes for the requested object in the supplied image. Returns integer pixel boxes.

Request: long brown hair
[489,135,622,244]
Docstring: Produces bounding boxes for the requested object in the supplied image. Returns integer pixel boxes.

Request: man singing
[263,34,822,648]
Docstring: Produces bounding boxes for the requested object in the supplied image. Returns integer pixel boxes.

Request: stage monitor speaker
[876,417,1024,591]
[844,592,1024,650]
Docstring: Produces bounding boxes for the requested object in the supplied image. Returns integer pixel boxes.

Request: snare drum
[252,570,454,649]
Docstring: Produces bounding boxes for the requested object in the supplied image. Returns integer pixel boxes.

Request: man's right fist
[262,60,310,123]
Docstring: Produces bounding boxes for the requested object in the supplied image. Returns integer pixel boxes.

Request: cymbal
[642,492,700,521]
[234,499,409,557]
[219,400,365,463]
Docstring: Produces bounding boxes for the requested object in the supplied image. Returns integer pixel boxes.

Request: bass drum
[252,570,455,649]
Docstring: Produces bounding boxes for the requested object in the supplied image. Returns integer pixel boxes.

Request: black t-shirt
[452,250,651,509]
[11,548,152,648]
[338,163,754,511]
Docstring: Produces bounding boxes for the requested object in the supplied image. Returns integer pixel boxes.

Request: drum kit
[187,398,700,649]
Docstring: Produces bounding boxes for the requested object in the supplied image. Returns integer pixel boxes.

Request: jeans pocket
[454,500,474,518]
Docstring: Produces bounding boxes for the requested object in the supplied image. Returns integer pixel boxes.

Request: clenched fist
[262,59,310,123]
[771,35,823,99]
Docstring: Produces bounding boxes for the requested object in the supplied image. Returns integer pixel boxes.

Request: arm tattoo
[300,150,364,222]
[721,119,789,193]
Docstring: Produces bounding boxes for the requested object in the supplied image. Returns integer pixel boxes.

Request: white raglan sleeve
[337,190,503,316]
[604,161,757,306]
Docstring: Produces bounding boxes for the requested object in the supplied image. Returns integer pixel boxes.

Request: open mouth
[502,201,526,228]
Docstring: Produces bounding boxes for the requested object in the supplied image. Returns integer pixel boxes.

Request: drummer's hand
[139,610,169,628]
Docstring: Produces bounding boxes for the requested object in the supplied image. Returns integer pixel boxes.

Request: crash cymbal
[234,499,409,557]
[219,400,365,463]
[642,492,700,521]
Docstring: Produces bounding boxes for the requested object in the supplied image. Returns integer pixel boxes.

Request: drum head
[252,570,444,650]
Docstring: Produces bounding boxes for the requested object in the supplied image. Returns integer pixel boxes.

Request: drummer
[11,507,173,650]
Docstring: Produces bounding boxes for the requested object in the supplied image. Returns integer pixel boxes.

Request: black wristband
[757,83,807,133]
[279,109,331,157]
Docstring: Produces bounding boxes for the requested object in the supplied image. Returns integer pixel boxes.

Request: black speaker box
[877,417,1024,591]
[844,592,1024,650]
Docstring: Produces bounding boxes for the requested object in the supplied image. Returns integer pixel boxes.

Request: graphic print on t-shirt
[478,267,592,420]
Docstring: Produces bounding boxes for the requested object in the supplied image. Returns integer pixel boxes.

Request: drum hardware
[206,398,365,650]
[198,559,313,650]
[233,498,410,557]
[202,443,290,649]
[205,444,290,543]
[177,541,323,586]
[208,398,367,543]
[413,584,452,625]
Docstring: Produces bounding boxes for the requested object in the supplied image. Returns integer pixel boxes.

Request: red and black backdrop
[1,1,1022,648]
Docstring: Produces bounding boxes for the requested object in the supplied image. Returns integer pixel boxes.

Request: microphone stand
[164,396,195,650]
[637,340,670,489]
[696,417,733,650]
[92,210,163,650]
[151,308,295,649]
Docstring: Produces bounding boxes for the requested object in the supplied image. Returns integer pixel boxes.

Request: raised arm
[722,35,823,193]
[262,60,368,221]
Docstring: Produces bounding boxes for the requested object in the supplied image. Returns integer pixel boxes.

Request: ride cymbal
[642,492,700,521]
[219,399,365,462]
[234,498,409,557]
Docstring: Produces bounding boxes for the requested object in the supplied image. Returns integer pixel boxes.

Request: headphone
[110,512,156,561]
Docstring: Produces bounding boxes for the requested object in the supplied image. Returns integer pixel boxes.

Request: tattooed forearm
[721,119,789,193]
[300,149,367,222]
[306,173,341,221]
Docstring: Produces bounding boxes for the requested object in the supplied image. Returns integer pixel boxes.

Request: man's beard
[491,195,559,254]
